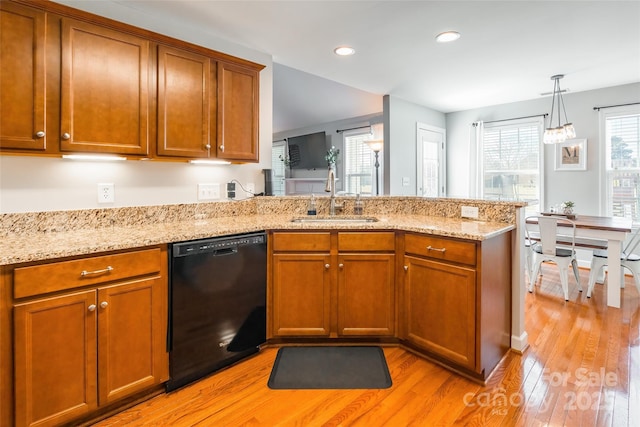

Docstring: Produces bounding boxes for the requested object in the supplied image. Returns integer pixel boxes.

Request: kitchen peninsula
[0,196,525,427]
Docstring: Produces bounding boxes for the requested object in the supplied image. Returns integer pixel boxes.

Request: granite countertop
[0,212,514,266]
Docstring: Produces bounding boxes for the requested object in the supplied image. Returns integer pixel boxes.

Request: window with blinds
[605,111,640,221]
[344,131,375,195]
[271,141,287,195]
[481,120,542,212]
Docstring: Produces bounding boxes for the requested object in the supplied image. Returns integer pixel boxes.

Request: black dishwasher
[167,231,267,391]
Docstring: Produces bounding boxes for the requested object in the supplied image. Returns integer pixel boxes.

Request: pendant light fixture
[543,74,576,144]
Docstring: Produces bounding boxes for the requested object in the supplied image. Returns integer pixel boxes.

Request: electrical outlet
[97,183,115,204]
[246,182,255,196]
[197,183,220,201]
[461,205,479,219]
[226,182,236,199]
[402,177,410,186]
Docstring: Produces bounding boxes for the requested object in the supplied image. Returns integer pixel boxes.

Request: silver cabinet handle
[80,266,113,277]
[426,246,446,253]
[88,304,96,312]
[100,301,108,309]
[325,264,330,269]
[62,132,71,140]
[205,144,211,149]
[219,144,225,152]
[339,263,344,268]
[404,265,408,271]
[36,131,45,138]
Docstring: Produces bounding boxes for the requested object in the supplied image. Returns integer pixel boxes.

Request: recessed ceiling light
[334,46,355,56]
[435,31,460,43]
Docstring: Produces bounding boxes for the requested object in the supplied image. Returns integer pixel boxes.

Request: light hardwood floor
[95,266,639,426]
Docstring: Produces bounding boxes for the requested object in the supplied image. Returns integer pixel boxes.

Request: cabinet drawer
[14,248,162,298]
[338,232,395,252]
[404,234,476,266]
[271,232,331,252]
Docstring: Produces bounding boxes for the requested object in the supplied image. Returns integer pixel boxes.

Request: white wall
[0,1,273,214]
[384,95,446,196]
[445,82,640,215]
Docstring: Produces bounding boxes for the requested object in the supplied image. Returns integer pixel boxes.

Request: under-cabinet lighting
[189,159,232,165]
[62,154,127,162]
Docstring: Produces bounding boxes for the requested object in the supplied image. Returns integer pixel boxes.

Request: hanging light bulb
[543,74,576,144]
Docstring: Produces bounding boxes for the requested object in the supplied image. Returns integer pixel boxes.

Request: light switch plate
[197,183,220,200]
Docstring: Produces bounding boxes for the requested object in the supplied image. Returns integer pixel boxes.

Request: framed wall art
[555,139,587,171]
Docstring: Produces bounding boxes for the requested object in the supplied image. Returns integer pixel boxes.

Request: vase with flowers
[325,146,340,167]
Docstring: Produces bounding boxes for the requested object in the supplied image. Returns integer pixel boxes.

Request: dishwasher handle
[214,247,238,256]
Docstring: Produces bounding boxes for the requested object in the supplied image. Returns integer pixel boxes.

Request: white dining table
[527,214,632,308]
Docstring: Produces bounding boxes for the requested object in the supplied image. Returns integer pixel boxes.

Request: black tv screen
[287,131,328,169]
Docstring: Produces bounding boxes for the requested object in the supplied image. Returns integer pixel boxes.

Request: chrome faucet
[325,167,343,215]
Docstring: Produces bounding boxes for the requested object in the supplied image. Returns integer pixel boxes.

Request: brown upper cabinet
[217,62,260,162]
[0,2,47,152]
[60,18,150,155]
[157,45,216,159]
[0,0,263,162]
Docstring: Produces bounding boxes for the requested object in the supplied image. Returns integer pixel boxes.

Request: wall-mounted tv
[287,131,328,169]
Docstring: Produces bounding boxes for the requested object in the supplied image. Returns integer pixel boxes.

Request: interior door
[416,123,446,197]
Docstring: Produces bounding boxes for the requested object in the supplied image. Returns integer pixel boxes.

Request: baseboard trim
[511,332,529,353]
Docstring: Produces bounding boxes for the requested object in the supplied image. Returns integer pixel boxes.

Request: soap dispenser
[354,193,363,215]
[307,194,317,215]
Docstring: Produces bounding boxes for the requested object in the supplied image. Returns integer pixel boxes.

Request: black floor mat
[267,346,392,389]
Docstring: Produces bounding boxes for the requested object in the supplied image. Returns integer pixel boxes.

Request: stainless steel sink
[291,216,378,223]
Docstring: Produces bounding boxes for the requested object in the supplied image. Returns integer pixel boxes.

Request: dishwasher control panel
[172,232,266,257]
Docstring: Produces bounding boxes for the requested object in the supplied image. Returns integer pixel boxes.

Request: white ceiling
[63,1,640,133]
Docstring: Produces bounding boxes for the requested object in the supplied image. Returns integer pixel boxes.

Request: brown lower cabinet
[269,231,396,338]
[400,232,512,380]
[6,246,168,427]
[269,229,512,382]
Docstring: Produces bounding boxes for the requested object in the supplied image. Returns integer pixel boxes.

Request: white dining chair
[525,215,581,301]
[587,227,640,298]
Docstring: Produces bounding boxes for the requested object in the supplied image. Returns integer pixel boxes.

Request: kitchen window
[343,124,383,195]
[479,118,543,213]
[271,140,287,195]
[602,106,640,222]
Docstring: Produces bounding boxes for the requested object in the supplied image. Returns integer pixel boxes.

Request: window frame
[599,105,640,220]
[342,127,382,195]
[478,117,545,214]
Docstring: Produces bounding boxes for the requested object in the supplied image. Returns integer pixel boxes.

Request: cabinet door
[217,61,259,161]
[157,45,216,158]
[0,3,46,151]
[404,255,477,370]
[271,254,331,336]
[60,18,149,155]
[14,290,97,427]
[337,254,395,336]
[97,276,166,405]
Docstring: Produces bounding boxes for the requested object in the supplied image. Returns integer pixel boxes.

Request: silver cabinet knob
[205,144,211,149]
[100,301,108,309]
[88,304,96,312]
[404,265,408,271]
[324,264,330,269]
[339,263,344,268]
[62,132,71,140]
[36,131,45,138]
[219,144,225,152]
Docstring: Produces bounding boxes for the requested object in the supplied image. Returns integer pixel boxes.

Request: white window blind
[605,112,640,221]
[271,141,287,195]
[481,120,542,213]
[344,131,374,195]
